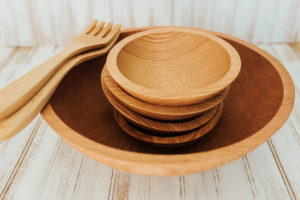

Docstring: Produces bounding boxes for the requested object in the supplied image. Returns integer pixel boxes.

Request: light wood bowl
[102,65,229,121]
[41,27,294,176]
[106,27,241,106]
[102,78,218,134]
[114,103,223,147]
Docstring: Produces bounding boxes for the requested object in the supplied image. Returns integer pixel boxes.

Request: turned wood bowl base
[102,75,221,135]
[113,103,223,147]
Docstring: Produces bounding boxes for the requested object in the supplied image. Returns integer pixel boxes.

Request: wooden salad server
[0,26,121,141]
[0,20,120,119]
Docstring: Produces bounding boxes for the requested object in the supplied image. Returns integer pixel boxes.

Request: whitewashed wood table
[0,43,299,200]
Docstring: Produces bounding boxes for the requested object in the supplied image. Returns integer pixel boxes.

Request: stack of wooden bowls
[101,27,241,147]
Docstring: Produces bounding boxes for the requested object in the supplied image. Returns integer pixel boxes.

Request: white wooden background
[0,0,300,46]
[0,0,300,200]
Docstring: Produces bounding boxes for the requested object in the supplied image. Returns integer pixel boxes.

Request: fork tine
[102,24,121,44]
[83,19,98,34]
[90,21,105,36]
[84,31,121,60]
[97,22,113,37]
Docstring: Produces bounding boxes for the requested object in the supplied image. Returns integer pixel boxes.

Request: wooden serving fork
[0,20,120,119]
[0,27,121,140]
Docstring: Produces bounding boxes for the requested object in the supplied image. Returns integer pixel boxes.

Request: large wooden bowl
[106,27,241,106]
[41,27,294,176]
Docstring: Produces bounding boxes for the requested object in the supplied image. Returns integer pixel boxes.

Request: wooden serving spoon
[0,20,120,120]
[114,103,223,147]
[0,32,120,141]
[102,79,218,134]
[102,66,229,120]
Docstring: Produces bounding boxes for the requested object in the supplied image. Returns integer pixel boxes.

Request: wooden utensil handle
[0,55,76,140]
[0,46,76,120]
[0,50,107,141]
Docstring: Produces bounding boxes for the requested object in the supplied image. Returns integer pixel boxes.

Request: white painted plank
[0,47,57,198]
[32,139,84,200]
[73,157,148,200]
[110,0,133,28]
[130,0,152,27]
[0,48,15,69]
[1,119,112,200]
[1,0,300,45]
[73,159,113,200]
[193,0,215,30]
[89,0,112,25]
[0,48,35,88]
[3,120,83,200]
[2,117,51,199]
[232,0,259,42]
[151,0,174,26]
[148,176,181,200]
[173,0,195,27]
[243,144,293,200]
[184,170,219,200]
[258,44,300,199]
[127,175,149,200]
[269,0,300,43]
[110,171,134,200]
[209,0,236,35]
[0,46,62,89]
[210,161,256,200]
[0,117,41,199]
[183,142,293,200]
[0,46,66,199]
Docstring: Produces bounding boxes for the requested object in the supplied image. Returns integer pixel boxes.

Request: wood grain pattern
[0,0,299,46]
[0,43,299,199]
[260,44,300,199]
[0,21,120,120]
[106,27,241,106]
[0,47,66,199]
[102,72,219,134]
[102,65,229,120]
[114,103,223,147]
[0,31,120,141]
[40,27,294,176]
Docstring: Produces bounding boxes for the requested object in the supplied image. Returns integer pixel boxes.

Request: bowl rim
[106,27,241,105]
[113,103,223,145]
[42,27,295,176]
[102,64,230,120]
[102,66,220,133]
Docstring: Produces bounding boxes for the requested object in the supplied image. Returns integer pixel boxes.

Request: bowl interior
[102,64,230,121]
[116,31,231,92]
[46,31,284,155]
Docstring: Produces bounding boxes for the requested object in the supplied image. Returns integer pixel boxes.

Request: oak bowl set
[0,17,294,176]
[2,23,292,176]
[101,27,241,147]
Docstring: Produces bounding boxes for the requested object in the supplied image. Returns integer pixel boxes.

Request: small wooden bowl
[102,79,218,134]
[41,27,294,176]
[106,27,241,106]
[114,103,223,147]
[101,65,229,121]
